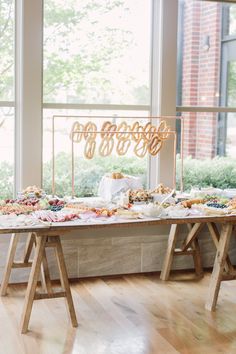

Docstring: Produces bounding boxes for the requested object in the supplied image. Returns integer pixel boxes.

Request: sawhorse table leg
[0,232,78,333]
[0,232,50,296]
[20,234,78,333]
[0,233,20,296]
[160,223,204,281]
[205,223,233,311]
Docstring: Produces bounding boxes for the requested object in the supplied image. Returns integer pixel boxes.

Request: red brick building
[180,1,223,159]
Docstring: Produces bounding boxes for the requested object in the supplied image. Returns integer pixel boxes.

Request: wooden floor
[1,272,236,354]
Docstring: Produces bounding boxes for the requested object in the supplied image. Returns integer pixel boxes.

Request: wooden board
[0,215,236,236]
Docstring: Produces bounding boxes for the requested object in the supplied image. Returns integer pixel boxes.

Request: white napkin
[98,175,142,201]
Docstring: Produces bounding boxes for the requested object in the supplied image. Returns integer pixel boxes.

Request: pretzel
[116,122,130,139]
[84,137,96,159]
[107,123,117,137]
[142,122,151,140]
[70,121,84,143]
[116,138,131,156]
[131,121,139,132]
[101,121,117,138]
[157,120,170,140]
[143,122,157,141]
[101,121,111,138]
[134,137,148,158]
[148,135,163,156]
[99,136,114,157]
[131,122,144,142]
[84,122,97,139]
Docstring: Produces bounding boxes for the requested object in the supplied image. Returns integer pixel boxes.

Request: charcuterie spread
[1,183,236,228]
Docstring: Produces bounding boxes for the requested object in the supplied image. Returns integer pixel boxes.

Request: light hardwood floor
[0,272,236,354]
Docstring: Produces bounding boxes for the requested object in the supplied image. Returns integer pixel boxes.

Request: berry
[206,202,227,209]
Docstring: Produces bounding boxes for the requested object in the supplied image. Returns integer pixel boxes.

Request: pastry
[101,121,117,138]
[116,122,130,139]
[129,189,153,203]
[84,137,96,159]
[143,122,157,141]
[116,138,131,156]
[148,135,163,156]
[157,120,171,140]
[99,137,114,157]
[131,122,143,142]
[151,184,172,194]
[111,172,124,179]
[134,137,148,158]
[84,122,97,139]
[70,121,84,143]
[181,198,205,208]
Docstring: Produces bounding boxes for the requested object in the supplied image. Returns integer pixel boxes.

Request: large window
[0,0,15,198]
[0,1,190,196]
[43,0,151,197]
[177,0,236,191]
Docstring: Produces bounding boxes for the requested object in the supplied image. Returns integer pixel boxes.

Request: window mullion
[15,0,43,193]
[150,0,178,189]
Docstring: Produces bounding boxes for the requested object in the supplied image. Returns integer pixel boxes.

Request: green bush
[43,152,148,197]
[0,161,14,199]
[1,154,236,199]
[176,156,236,191]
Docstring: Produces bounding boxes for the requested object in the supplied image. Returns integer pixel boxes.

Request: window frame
[176,0,236,115]
[176,0,236,163]
[0,0,16,197]
[14,0,178,196]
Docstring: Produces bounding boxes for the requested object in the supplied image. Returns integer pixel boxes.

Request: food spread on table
[0,183,236,228]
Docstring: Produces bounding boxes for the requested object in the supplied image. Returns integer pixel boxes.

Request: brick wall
[181,1,221,159]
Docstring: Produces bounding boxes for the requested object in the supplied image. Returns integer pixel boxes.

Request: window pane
[43,0,151,105]
[228,4,236,36]
[176,111,236,191]
[0,108,14,198]
[0,0,14,198]
[43,109,149,197]
[227,61,236,106]
[177,0,223,107]
[226,112,236,156]
[0,0,14,101]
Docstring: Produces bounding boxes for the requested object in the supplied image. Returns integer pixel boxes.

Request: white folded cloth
[98,175,142,201]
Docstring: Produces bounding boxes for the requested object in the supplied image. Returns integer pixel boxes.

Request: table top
[0,214,236,235]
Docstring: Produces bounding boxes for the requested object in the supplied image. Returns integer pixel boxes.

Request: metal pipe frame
[51,115,184,198]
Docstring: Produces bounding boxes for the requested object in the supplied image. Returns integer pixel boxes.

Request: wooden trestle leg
[160,223,204,281]
[207,222,236,276]
[20,236,47,333]
[20,234,78,333]
[0,232,51,296]
[205,223,233,311]
[160,224,178,281]
[0,233,20,296]
[52,236,78,327]
[0,232,77,333]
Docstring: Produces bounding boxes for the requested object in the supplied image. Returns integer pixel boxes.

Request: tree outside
[0,1,236,198]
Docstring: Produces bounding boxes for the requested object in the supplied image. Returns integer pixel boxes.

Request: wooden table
[0,215,236,333]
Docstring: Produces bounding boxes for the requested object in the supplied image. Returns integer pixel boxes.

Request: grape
[50,205,64,212]
[206,202,227,209]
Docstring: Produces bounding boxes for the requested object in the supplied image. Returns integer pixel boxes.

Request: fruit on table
[206,202,227,209]
[48,199,65,211]
[48,199,65,206]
